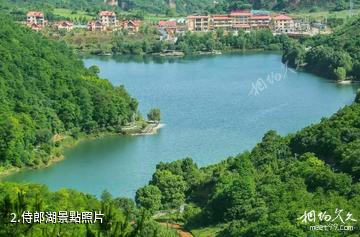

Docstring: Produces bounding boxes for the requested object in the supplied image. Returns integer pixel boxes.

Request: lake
[3,53,359,198]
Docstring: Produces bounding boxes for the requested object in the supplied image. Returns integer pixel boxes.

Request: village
[25,9,330,42]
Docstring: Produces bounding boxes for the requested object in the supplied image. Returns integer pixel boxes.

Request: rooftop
[99,11,116,17]
[230,10,252,16]
[158,20,177,28]
[273,14,293,20]
[27,11,44,17]
[187,15,210,19]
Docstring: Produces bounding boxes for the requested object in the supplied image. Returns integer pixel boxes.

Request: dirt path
[159,222,193,237]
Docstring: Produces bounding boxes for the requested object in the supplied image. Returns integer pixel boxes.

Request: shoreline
[0,123,164,178]
[78,47,277,58]
[131,123,165,136]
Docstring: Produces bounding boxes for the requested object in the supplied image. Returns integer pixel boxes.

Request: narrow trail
[159,222,194,237]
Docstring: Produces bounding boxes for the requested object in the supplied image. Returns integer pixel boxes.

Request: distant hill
[1,0,359,15]
[212,0,360,13]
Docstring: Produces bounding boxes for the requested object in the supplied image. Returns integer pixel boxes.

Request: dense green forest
[0,0,359,15]
[136,94,360,236]
[213,0,360,12]
[0,183,177,236]
[0,14,138,171]
[283,16,360,81]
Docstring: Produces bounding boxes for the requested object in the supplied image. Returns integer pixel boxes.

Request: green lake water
[3,53,359,198]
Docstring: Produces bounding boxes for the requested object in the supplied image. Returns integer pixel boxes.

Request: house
[158,20,177,32]
[27,23,43,31]
[158,20,178,41]
[26,11,45,30]
[88,20,105,31]
[187,16,211,32]
[212,15,232,30]
[99,11,117,27]
[56,21,74,31]
[272,14,294,34]
[122,20,141,32]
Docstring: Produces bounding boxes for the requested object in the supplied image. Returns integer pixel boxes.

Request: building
[88,20,105,31]
[158,20,177,32]
[121,20,141,32]
[176,18,187,34]
[158,20,177,41]
[272,14,294,34]
[250,14,271,29]
[187,16,211,32]
[55,21,74,31]
[293,19,310,32]
[212,15,232,30]
[229,10,251,26]
[99,11,117,27]
[26,11,45,30]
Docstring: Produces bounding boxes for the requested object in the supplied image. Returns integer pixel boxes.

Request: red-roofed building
[122,20,141,32]
[272,14,294,33]
[158,20,177,30]
[88,20,105,31]
[26,11,45,30]
[99,11,117,27]
[55,21,74,31]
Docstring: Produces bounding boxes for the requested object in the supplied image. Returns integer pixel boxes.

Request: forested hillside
[215,0,360,12]
[0,14,138,170]
[283,17,360,81]
[1,0,359,15]
[136,94,360,236]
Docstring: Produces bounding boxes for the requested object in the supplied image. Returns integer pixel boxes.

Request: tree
[356,89,360,103]
[147,108,161,123]
[334,67,347,81]
[151,170,187,209]
[88,65,100,76]
[135,185,162,214]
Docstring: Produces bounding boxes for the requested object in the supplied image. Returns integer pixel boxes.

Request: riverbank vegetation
[52,27,285,56]
[0,14,139,172]
[283,16,360,81]
[136,95,360,236]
